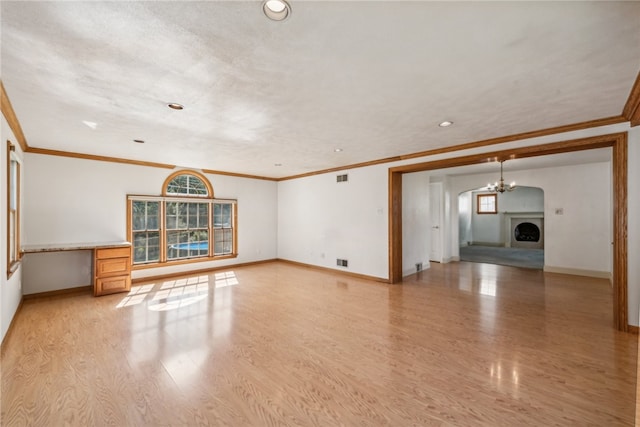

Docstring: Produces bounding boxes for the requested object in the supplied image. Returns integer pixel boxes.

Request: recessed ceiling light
[133,139,145,144]
[334,148,343,152]
[167,103,184,110]
[263,0,291,21]
[439,120,454,127]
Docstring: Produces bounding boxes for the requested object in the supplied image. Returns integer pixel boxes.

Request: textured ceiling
[1,1,639,178]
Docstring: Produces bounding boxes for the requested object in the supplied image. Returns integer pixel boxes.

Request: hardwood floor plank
[1,261,637,426]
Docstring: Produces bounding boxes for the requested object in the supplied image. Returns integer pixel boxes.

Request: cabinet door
[96,257,130,276]
[96,247,131,259]
[95,276,131,296]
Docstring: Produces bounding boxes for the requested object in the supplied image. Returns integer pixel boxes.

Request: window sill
[132,254,238,270]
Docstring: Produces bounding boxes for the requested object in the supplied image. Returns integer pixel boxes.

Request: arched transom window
[163,171,213,197]
[128,171,236,266]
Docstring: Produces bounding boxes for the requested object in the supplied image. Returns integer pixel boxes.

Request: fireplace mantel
[502,212,545,249]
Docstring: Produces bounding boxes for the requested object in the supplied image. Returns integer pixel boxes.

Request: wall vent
[336,174,348,183]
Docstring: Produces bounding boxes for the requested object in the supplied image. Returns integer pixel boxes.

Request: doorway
[387,132,628,331]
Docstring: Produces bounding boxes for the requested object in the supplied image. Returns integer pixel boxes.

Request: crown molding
[201,168,278,182]
[0,81,29,151]
[622,71,640,127]
[26,147,176,170]
[277,115,626,181]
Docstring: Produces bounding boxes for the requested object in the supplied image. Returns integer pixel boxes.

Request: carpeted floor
[459,245,544,269]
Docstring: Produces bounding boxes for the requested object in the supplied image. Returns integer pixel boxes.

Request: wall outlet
[416,262,422,272]
[555,208,564,215]
[336,259,348,267]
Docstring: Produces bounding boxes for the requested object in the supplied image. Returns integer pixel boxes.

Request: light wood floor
[1,261,637,426]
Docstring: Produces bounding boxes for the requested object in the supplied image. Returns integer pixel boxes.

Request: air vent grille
[336,174,348,183]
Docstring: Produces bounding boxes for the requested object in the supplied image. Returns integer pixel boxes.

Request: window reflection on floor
[215,271,238,288]
[116,272,238,311]
[479,278,497,297]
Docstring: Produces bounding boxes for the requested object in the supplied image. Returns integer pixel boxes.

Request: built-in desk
[22,242,132,296]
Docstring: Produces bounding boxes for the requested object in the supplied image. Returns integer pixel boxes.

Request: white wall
[402,171,430,276]
[13,122,639,329]
[22,154,278,289]
[276,122,637,326]
[458,191,472,246]
[277,166,389,279]
[470,192,503,245]
[440,176,454,262]
[450,162,611,274]
[1,116,24,342]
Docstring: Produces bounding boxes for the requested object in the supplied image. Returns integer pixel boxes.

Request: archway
[458,186,545,270]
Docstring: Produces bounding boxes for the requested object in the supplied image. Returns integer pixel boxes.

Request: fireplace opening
[514,222,540,242]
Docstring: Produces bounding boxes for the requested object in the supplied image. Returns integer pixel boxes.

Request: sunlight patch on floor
[116,272,239,309]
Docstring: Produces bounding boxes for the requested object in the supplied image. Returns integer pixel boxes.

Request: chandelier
[487,160,516,193]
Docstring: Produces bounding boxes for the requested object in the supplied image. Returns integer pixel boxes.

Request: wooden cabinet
[94,245,131,296]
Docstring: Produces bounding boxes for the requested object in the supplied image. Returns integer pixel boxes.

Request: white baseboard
[543,266,611,279]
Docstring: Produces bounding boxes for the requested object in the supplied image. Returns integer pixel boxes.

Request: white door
[429,182,443,262]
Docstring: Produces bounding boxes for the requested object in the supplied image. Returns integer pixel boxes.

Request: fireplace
[509,217,544,249]
[514,222,540,242]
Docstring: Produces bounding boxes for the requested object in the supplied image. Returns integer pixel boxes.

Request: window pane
[188,212,197,228]
[8,157,19,266]
[166,202,177,215]
[166,215,177,230]
[477,194,497,214]
[222,204,231,227]
[166,174,209,196]
[214,231,223,256]
[9,211,16,262]
[214,202,232,228]
[167,228,208,260]
[147,214,159,230]
[132,201,145,230]
[199,203,208,227]
[9,160,17,209]
[133,201,160,231]
[188,202,198,229]
[189,177,208,195]
[166,202,178,229]
[223,229,232,254]
[133,231,160,264]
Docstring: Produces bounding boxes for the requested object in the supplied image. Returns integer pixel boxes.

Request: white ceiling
[1,1,639,178]
[435,147,612,178]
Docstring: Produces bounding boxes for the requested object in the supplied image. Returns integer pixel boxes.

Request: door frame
[388,132,628,331]
[428,181,444,263]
